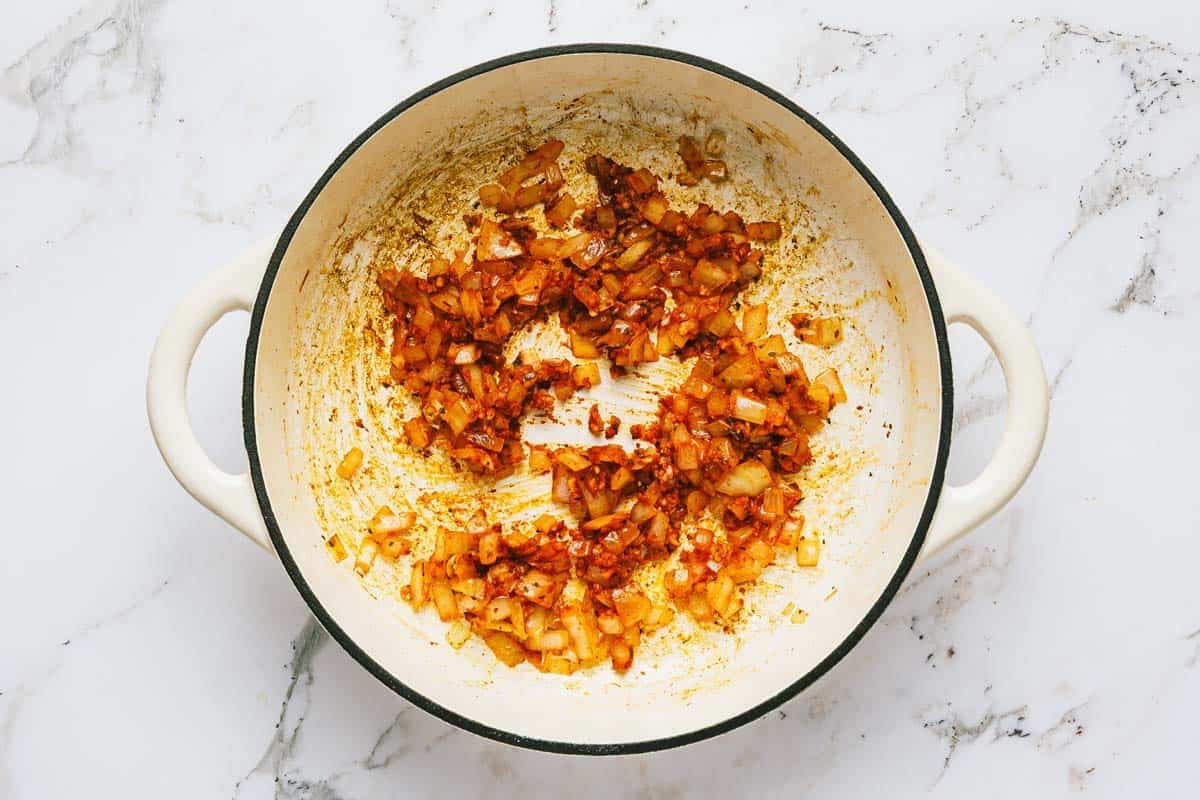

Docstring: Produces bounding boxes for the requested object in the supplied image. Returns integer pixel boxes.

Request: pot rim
[243,43,953,755]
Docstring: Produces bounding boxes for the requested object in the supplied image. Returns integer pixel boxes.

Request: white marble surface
[3,0,1199,796]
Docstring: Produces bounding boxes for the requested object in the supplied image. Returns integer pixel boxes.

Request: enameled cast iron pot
[148,45,1049,754]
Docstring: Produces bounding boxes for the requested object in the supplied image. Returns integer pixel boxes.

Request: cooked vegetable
[336,447,363,479]
[404,417,431,449]
[476,218,524,261]
[572,362,601,388]
[677,135,728,185]
[366,138,843,674]
[354,538,378,577]
[378,534,410,560]
[431,580,459,621]
[554,448,593,472]
[792,314,843,346]
[484,631,526,666]
[545,193,577,228]
[446,620,471,648]
[368,506,415,538]
[716,460,773,496]
[796,537,821,567]
[527,447,552,474]
[732,393,768,424]
[813,367,848,404]
[746,221,782,240]
[324,534,348,563]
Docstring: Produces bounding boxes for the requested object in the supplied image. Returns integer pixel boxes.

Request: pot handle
[147,240,274,552]
[917,245,1049,563]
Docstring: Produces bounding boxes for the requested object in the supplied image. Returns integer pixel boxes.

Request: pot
[147,45,1048,754]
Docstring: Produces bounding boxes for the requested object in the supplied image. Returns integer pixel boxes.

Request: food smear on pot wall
[286,92,911,691]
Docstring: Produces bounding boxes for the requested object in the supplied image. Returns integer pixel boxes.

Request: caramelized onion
[369,138,844,675]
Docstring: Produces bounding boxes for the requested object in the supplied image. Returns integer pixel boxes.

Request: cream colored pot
[147,46,1048,754]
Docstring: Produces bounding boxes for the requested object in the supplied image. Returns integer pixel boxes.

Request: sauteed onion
[356,139,845,673]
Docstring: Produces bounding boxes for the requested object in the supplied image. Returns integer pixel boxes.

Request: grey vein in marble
[2,0,164,168]
[235,619,329,799]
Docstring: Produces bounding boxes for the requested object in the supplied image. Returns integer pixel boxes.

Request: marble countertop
[3,1,1198,797]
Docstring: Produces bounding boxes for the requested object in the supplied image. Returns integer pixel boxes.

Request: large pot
[147,45,1048,754]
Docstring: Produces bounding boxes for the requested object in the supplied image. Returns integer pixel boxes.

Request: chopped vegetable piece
[324,534,348,563]
[484,632,526,666]
[716,460,773,496]
[742,304,768,341]
[404,417,431,449]
[476,218,524,261]
[545,193,577,228]
[793,315,844,346]
[732,393,768,424]
[746,221,782,240]
[813,368,848,404]
[528,447,553,474]
[336,447,363,479]
[569,329,601,359]
[572,362,601,388]
[719,353,762,388]
[446,620,471,648]
[431,580,459,620]
[379,534,410,560]
[554,449,592,472]
[369,506,415,538]
[705,130,725,156]
[797,537,821,567]
[354,538,378,577]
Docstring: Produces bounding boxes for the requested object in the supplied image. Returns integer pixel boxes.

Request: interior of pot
[249,50,945,748]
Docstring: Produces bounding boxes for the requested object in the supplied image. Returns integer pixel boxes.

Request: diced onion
[336,447,363,479]
[324,534,348,563]
[796,537,820,567]
[350,537,374,575]
[431,581,458,620]
[797,316,844,346]
[719,353,762,388]
[561,606,597,660]
[515,570,558,606]
[616,238,654,271]
[707,573,736,618]
[642,195,668,225]
[716,460,773,496]
[813,368,848,404]
[746,221,782,240]
[478,531,501,565]
[554,449,592,472]
[705,130,725,156]
[527,447,552,474]
[531,629,568,652]
[476,218,524,260]
[409,561,427,609]
[732,393,768,424]
[444,398,473,436]
[742,304,768,341]
[372,138,842,675]
[446,620,471,648]
[545,193,577,228]
[483,632,525,666]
